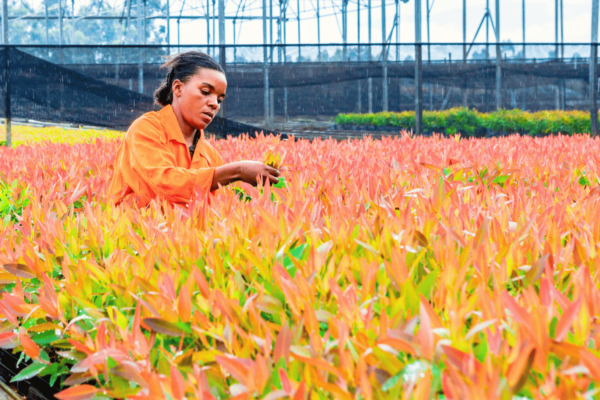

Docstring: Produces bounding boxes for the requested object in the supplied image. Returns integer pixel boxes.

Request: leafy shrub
[337,108,593,136]
[0,180,30,223]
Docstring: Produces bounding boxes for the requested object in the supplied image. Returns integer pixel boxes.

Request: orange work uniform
[109,104,224,207]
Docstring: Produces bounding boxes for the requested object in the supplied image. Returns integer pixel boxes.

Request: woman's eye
[202,91,209,96]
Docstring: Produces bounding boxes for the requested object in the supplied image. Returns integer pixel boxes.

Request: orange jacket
[109,105,223,207]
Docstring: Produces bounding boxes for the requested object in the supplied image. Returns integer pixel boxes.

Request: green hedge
[335,108,592,136]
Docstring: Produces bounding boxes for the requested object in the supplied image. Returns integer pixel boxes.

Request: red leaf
[54,384,99,400]
[273,325,291,364]
[170,365,185,400]
[581,349,600,380]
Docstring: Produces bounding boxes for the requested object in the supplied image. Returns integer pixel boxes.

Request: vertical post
[426,0,430,62]
[284,87,288,122]
[395,0,399,61]
[316,0,320,59]
[166,0,170,46]
[463,0,468,107]
[591,0,599,136]
[342,0,347,61]
[137,0,144,94]
[143,0,146,45]
[206,0,210,55]
[415,0,422,135]
[485,0,489,59]
[2,0,9,147]
[263,0,269,122]
[213,0,216,54]
[3,46,9,147]
[358,0,361,112]
[297,0,300,60]
[495,0,501,110]
[270,0,273,62]
[45,0,49,44]
[368,0,371,61]
[382,0,388,111]
[368,76,373,112]
[59,0,63,45]
[554,0,558,59]
[368,0,372,109]
[357,0,360,60]
[560,0,563,58]
[269,88,274,120]
[522,0,525,59]
[218,0,226,117]
[462,0,466,62]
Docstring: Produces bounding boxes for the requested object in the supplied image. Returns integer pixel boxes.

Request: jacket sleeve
[127,118,215,203]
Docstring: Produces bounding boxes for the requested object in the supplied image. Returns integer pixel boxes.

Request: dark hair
[154,51,225,106]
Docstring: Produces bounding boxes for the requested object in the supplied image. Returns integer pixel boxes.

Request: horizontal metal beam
[10,15,271,20]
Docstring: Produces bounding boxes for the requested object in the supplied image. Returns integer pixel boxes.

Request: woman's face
[172,68,227,130]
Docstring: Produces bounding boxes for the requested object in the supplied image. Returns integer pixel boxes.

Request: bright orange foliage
[0,132,600,399]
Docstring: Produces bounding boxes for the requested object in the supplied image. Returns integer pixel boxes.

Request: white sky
[171,0,595,45]
[24,0,596,45]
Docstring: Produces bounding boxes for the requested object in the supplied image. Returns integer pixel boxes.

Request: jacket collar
[158,104,205,145]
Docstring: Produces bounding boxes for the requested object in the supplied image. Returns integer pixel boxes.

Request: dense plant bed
[1,133,600,398]
[336,108,592,136]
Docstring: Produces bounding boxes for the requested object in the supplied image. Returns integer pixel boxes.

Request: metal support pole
[591,0,599,136]
[297,0,300,60]
[206,0,210,54]
[2,0,8,147]
[284,87,288,122]
[316,0,320,59]
[342,0,348,61]
[382,0,388,111]
[495,0,501,110]
[166,0,170,45]
[269,88,274,120]
[218,0,226,117]
[45,0,49,44]
[485,0,489,59]
[270,0,273,61]
[357,0,360,61]
[263,0,269,122]
[395,0,399,61]
[368,0,371,61]
[3,46,9,147]
[358,80,362,113]
[426,0,430,62]
[59,0,63,45]
[213,0,216,54]
[137,0,144,94]
[522,0,525,59]
[554,0,558,59]
[415,0,422,135]
[463,0,467,107]
[368,78,373,113]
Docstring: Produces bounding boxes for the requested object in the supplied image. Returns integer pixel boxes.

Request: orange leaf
[507,345,536,393]
[554,297,582,341]
[215,356,249,386]
[273,325,291,364]
[178,284,192,323]
[55,384,99,400]
[170,365,185,400]
[291,352,341,377]
[580,349,600,380]
[19,328,40,359]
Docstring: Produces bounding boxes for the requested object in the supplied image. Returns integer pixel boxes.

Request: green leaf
[416,270,438,300]
[11,362,47,382]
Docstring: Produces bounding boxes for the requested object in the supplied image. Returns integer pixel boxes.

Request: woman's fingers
[266,166,280,177]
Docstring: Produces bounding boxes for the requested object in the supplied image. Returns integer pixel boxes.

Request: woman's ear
[172,79,183,98]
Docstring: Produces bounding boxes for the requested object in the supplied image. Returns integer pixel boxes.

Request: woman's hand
[211,161,280,191]
[238,161,280,186]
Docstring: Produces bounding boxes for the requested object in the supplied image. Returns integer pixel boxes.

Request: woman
[109,51,280,207]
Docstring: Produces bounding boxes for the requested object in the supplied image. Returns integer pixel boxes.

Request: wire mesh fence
[0,43,597,134]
